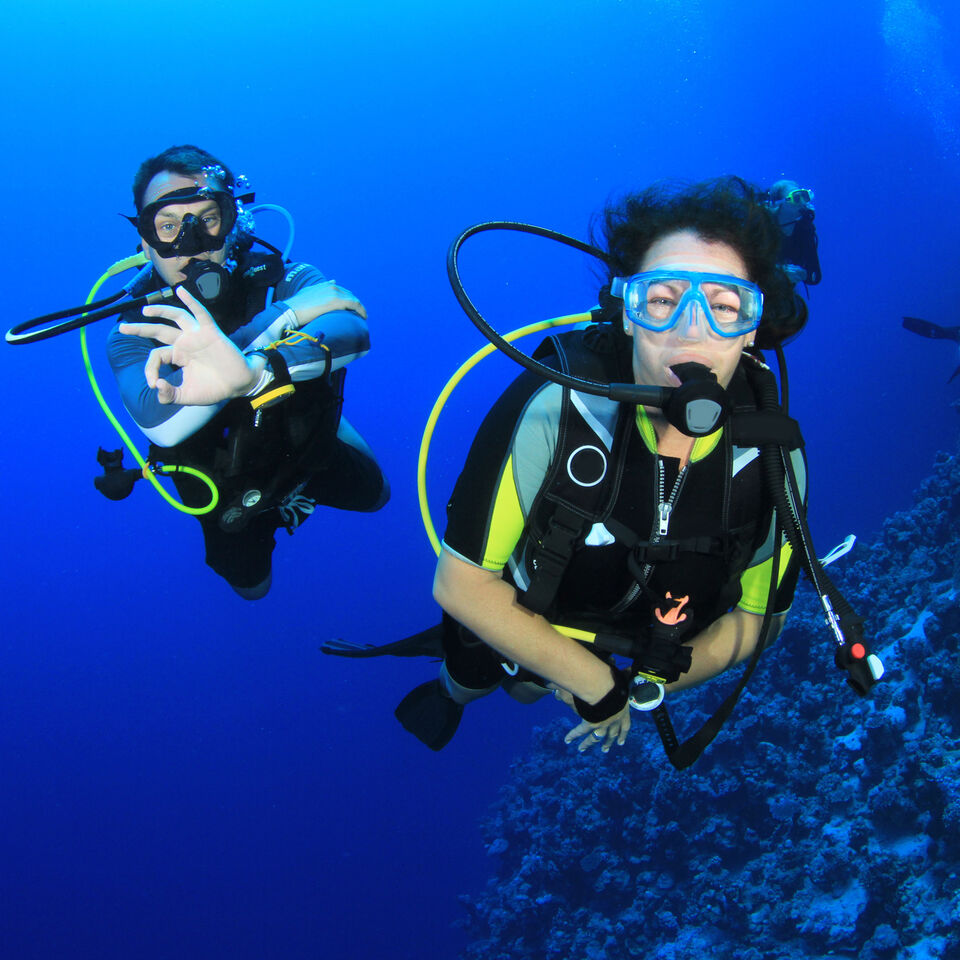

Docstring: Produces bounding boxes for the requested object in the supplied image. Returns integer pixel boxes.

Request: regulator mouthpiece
[179,259,230,305]
[664,362,730,436]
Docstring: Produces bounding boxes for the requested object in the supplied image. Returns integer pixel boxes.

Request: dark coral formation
[461,443,960,959]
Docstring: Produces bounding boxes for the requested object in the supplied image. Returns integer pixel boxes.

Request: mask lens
[153,201,225,242]
[137,189,237,256]
[703,281,747,333]
[636,277,691,329]
[622,272,762,338]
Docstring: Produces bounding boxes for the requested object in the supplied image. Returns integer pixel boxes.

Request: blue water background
[1,0,958,956]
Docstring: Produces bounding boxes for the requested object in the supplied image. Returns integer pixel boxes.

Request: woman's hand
[553,687,632,754]
[119,286,263,406]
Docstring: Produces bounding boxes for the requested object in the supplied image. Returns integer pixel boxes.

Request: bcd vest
[512,326,803,636]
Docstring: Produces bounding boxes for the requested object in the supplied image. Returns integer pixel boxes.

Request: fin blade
[395,679,463,751]
[320,624,444,660]
[903,316,960,341]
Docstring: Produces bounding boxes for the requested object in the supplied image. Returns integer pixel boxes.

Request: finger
[145,346,173,387]
[325,284,368,319]
[120,320,181,343]
[331,283,362,304]
[155,378,179,405]
[580,727,606,753]
[140,303,197,329]
[175,285,216,325]
[563,720,592,745]
[618,713,631,745]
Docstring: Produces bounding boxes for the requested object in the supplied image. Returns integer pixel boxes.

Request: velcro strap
[631,536,722,564]
[263,347,292,385]
[520,505,587,614]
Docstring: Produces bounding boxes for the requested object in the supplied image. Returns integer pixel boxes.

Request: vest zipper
[610,456,688,614]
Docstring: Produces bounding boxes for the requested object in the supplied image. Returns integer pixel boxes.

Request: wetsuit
[107,251,386,588]
[440,335,803,690]
[778,207,821,285]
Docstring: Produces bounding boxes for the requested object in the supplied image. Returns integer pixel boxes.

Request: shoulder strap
[239,250,286,290]
[728,354,804,450]
[236,251,287,330]
[520,328,631,614]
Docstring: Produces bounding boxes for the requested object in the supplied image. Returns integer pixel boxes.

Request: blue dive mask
[610,270,764,339]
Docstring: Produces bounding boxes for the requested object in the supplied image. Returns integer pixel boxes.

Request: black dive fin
[394,679,463,751]
[903,316,960,341]
[320,624,444,660]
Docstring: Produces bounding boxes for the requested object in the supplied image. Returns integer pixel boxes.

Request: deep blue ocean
[2,1,958,957]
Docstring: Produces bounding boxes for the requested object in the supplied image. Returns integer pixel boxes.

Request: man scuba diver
[108,145,388,598]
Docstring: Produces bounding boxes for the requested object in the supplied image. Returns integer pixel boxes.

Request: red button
[851,643,866,660]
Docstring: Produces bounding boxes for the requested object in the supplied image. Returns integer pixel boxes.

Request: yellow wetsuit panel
[738,540,796,615]
[479,454,525,571]
[634,406,722,462]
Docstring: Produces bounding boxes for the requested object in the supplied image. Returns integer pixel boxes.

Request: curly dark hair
[592,176,807,347]
[132,144,236,213]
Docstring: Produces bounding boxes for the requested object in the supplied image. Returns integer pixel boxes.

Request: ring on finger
[592,729,604,739]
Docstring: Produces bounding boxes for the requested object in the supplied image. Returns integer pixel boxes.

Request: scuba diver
[764,179,821,287]
[323,177,880,765]
[96,145,388,598]
[902,316,960,381]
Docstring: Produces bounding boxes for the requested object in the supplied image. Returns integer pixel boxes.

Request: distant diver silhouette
[903,316,960,382]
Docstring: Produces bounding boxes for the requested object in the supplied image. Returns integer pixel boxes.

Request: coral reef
[460,443,960,959]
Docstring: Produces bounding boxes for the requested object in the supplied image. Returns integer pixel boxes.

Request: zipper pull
[658,501,672,536]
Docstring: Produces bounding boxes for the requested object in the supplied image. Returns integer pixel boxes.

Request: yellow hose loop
[81,252,219,515]
[417,312,592,555]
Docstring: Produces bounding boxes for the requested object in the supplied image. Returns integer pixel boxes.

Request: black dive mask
[132,186,239,259]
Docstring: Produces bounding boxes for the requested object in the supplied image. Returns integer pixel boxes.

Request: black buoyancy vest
[149,254,346,513]
[516,327,803,627]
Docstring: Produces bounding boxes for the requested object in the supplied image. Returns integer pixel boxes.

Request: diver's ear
[139,237,159,273]
[622,309,634,338]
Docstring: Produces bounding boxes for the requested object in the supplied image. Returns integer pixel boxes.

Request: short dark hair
[132,144,236,212]
[593,176,806,346]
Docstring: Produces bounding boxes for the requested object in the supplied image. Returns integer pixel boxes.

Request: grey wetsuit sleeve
[236,262,371,381]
